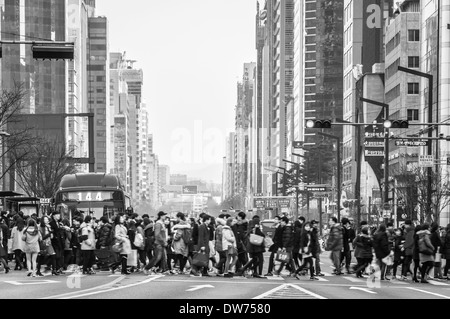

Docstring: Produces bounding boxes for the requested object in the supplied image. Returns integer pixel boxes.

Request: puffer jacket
[269,224,283,253]
[300,230,317,257]
[417,230,434,263]
[80,223,96,251]
[326,224,343,251]
[10,226,25,251]
[293,221,303,253]
[281,225,294,250]
[403,226,415,256]
[373,231,390,259]
[222,226,236,251]
[353,234,373,259]
[97,223,113,248]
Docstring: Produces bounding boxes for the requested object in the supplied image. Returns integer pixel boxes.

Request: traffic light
[32,45,74,60]
[306,119,332,129]
[383,120,409,129]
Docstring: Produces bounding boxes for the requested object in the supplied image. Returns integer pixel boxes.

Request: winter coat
[430,230,442,255]
[342,226,356,252]
[326,224,343,252]
[10,226,25,251]
[136,226,146,251]
[403,226,415,256]
[413,231,420,260]
[311,228,321,255]
[63,229,72,251]
[172,221,190,257]
[97,223,113,248]
[80,223,96,251]
[115,224,131,255]
[300,231,316,258]
[353,234,373,259]
[246,226,266,254]
[293,222,303,253]
[49,218,65,250]
[153,220,167,247]
[443,231,450,260]
[144,224,155,251]
[197,223,210,254]
[235,220,249,251]
[21,226,41,254]
[393,235,405,262]
[222,225,237,252]
[281,225,294,251]
[417,230,435,263]
[39,225,55,256]
[0,223,8,248]
[373,231,390,259]
[269,224,283,253]
[215,224,224,252]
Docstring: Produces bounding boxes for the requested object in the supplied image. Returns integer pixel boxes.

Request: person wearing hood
[222,217,238,277]
[80,216,96,275]
[412,224,423,282]
[373,224,391,280]
[113,214,132,275]
[353,226,373,278]
[443,224,450,280]
[417,223,435,283]
[326,217,344,275]
[214,215,227,276]
[96,216,114,250]
[172,212,191,274]
[429,222,443,279]
[143,218,155,264]
[21,218,42,277]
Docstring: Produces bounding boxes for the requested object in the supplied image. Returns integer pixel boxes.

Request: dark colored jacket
[342,227,356,252]
[70,227,80,248]
[353,234,373,259]
[197,223,210,254]
[191,222,199,247]
[373,231,390,259]
[246,225,265,254]
[393,235,405,262]
[49,218,65,250]
[413,231,420,259]
[443,231,450,259]
[301,230,318,256]
[281,225,294,250]
[293,221,303,253]
[0,223,8,247]
[403,226,415,256]
[269,224,283,253]
[430,230,442,254]
[326,224,343,251]
[233,220,248,251]
[97,223,113,248]
[144,224,155,251]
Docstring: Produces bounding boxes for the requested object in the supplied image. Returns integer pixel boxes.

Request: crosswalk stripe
[316,277,329,282]
[321,272,334,277]
[342,276,365,283]
[428,280,449,286]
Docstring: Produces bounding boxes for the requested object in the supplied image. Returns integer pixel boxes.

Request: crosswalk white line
[316,276,329,282]
[342,276,365,283]
[321,272,334,277]
[428,280,449,286]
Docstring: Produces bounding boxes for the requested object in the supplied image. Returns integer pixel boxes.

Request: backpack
[418,237,433,255]
[182,227,192,245]
[134,231,144,248]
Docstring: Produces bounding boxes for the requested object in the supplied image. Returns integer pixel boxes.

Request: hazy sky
[96,0,256,184]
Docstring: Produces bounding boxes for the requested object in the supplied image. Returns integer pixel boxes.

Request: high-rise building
[88,16,110,173]
[223,132,236,201]
[170,174,188,186]
[159,165,170,188]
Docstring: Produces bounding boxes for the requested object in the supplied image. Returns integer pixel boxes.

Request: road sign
[365,150,384,157]
[364,141,384,147]
[395,139,428,147]
[182,186,198,194]
[40,198,51,204]
[292,141,303,149]
[383,203,391,211]
[306,186,327,192]
[314,193,329,199]
[419,155,434,168]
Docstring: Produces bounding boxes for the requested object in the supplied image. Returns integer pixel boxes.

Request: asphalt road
[1,253,449,300]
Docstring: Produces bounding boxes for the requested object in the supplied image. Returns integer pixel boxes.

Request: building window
[407,109,419,121]
[407,83,419,95]
[408,56,419,68]
[408,29,420,42]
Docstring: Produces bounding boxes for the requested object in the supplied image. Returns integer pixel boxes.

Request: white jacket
[222,226,236,250]
[80,223,96,251]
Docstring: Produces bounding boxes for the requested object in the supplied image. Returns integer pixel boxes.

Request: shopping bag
[192,251,209,268]
[264,237,274,248]
[7,238,13,254]
[127,250,138,267]
[382,255,393,266]
[275,251,291,263]
[249,234,264,246]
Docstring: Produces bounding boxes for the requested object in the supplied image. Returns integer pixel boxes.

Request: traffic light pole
[398,66,433,222]
[292,153,310,217]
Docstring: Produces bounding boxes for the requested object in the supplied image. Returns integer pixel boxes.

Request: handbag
[264,237,274,248]
[192,251,209,268]
[249,233,264,246]
[275,250,291,263]
[382,255,393,266]
[111,240,123,253]
[133,232,144,248]
[127,250,138,267]
[39,240,49,256]
[227,245,237,256]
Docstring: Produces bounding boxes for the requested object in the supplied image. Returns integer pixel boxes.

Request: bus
[53,173,132,222]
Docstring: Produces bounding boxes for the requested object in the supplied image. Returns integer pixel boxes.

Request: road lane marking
[60,275,164,299]
[5,280,59,286]
[186,284,214,292]
[349,287,377,294]
[405,287,450,299]
[342,276,365,283]
[41,275,127,299]
[254,284,327,299]
[428,280,448,286]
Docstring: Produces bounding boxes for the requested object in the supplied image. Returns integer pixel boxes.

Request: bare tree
[0,83,37,181]
[393,163,450,224]
[13,140,79,198]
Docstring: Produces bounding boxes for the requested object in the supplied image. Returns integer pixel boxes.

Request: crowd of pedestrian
[0,209,449,283]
